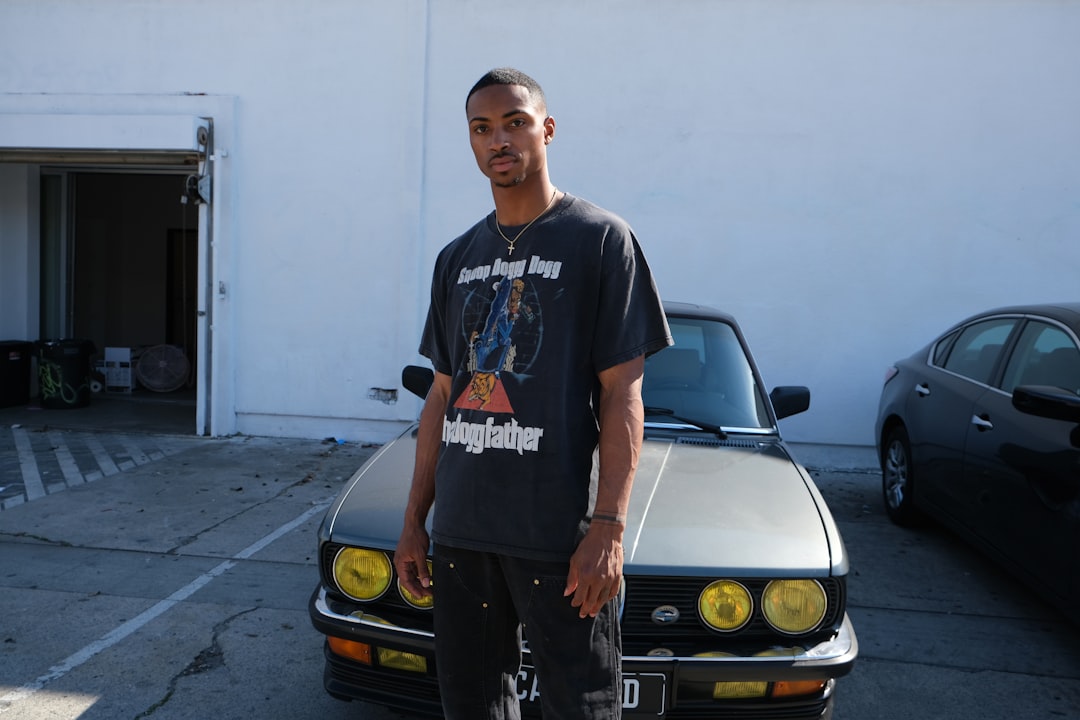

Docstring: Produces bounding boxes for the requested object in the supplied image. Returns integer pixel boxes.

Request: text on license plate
[516,665,666,716]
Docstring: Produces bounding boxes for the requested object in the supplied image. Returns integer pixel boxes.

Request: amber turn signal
[327,636,372,665]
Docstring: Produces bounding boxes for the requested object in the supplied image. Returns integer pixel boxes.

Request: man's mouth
[490,154,516,172]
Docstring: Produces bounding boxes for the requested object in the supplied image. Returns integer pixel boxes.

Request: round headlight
[698,580,753,632]
[333,547,392,601]
[761,580,827,634]
[398,559,434,609]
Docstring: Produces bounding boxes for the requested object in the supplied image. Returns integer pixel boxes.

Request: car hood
[323,428,841,578]
[626,438,835,576]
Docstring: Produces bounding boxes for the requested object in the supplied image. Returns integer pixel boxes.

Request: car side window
[940,318,1016,384]
[931,329,960,367]
[1001,321,1080,395]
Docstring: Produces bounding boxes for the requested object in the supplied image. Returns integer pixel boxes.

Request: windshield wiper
[644,406,728,439]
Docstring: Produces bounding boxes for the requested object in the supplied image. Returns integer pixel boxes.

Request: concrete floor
[0,388,196,436]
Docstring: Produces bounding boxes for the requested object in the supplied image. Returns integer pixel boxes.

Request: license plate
[516,665,666,716]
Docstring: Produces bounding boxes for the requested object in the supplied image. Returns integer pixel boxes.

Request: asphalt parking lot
[1,428,1078,720]
[814,467,1080,719]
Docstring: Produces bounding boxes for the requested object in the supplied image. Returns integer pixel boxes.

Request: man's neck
[491,178,558,226]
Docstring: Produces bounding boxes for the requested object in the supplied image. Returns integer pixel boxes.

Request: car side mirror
[402,365,435,400]
[770,386,810,420]
[1012,384,1080,423]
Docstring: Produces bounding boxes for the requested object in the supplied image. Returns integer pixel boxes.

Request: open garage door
[0,115,216,435]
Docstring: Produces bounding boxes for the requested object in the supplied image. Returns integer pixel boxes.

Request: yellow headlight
[698,580,753,632]
[398,559,434,609]
[761,580,827,634]
[333,547,393,601]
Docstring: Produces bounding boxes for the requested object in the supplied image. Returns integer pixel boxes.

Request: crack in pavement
[133,607,258,719]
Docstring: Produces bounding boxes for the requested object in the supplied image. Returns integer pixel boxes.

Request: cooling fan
[136,344,190,392]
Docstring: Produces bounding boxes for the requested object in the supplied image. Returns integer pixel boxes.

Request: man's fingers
[397,559,432,598]
[573,579,622,617]
[414,559,431,587]
[564,567,579,598]
[570,581,601,617]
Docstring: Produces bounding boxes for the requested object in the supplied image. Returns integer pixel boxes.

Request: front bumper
[310,586,858,718]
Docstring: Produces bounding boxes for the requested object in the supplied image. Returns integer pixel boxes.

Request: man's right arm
[394,370,452,599]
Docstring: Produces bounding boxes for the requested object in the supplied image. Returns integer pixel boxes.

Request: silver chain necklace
[494,188,558,256]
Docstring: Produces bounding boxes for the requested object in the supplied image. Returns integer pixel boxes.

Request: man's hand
[564,521,624,618]
[394,523,432,599]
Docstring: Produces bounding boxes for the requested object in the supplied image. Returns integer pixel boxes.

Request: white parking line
[0,497,333,714]
[12,428,45,501]
[48,431,85,487]
[83,435,119,477]
[120,435,151,466]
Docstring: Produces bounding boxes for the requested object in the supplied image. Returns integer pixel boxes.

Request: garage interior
[4,170,201,436]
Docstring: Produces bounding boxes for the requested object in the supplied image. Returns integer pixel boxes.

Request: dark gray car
[875,302,1080,623]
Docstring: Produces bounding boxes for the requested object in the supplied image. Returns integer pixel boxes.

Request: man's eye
[509,119,525,128]
[473,126,488,134]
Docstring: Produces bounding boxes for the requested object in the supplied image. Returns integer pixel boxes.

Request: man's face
[466,84,554,189]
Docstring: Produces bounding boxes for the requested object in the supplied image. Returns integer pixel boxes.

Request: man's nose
[490,128,510,152]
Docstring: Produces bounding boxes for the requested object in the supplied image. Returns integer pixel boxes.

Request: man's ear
[544,116,556,144]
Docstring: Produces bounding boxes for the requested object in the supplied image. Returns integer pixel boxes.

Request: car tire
[882,426,921,526]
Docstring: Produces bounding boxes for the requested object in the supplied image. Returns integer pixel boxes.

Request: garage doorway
[39,170,201,434]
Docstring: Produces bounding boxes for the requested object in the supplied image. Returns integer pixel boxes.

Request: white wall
[2,0,1078,445]
[419,0,1080,445]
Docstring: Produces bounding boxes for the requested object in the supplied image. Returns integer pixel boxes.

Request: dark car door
[962,319,1080,604]
[909,318,1017,520]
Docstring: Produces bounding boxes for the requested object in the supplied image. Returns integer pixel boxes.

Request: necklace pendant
[495,188,558,258]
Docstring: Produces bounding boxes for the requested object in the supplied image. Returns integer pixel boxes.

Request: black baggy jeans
[432,543,622,720]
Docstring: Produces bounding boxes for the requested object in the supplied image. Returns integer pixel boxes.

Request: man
[394,67,671,719]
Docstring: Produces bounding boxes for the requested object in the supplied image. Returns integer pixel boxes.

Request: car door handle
[915,383,930,397]
[971,414,994,431]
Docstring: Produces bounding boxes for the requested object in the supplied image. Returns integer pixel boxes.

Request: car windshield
[643,316,772,431]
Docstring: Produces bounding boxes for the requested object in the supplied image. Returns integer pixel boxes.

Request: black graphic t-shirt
[419,194,672,561]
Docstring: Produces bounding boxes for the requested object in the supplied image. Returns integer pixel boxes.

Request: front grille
[318,562,842,720]
[622,575,844,654]
[321,545,845,649]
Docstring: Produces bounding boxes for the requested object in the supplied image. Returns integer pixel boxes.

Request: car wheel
[882,426,921,526]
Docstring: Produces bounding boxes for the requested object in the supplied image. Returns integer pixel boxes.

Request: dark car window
[940,318,1016,384]
[1000,321,1080,395]
[931,329,960,367]
[644,318,770,429]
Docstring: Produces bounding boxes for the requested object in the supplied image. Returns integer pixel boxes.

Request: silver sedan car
[310,302,858,719]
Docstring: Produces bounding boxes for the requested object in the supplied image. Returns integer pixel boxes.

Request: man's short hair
[467,68,547,112]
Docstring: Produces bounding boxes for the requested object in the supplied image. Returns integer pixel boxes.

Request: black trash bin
[0,340,34,408]
[37,339,96,409]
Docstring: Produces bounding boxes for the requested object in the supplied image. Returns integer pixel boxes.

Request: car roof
[663,300,736,324]
[959,302,1080,329]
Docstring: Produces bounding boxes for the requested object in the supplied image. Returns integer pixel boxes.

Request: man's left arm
[565,354,645,618]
